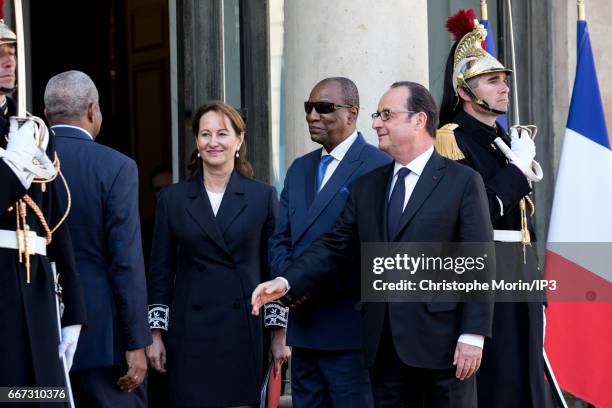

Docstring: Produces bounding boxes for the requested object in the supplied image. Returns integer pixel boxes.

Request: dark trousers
[147,369,170,408]
[70,366,147,408]
[291,347,373,408]
[369,320,476,408]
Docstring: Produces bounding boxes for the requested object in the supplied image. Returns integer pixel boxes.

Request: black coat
[148,170,277,407]
[450,110,546,408]
[279,152,494,369]
[0,98,87,394]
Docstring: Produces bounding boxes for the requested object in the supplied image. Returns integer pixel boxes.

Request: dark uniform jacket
[0,97,87,392]
[445,110,546,408]
[147,170,277,407]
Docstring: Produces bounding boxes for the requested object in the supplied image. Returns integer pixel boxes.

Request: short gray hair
[44,70,99,121]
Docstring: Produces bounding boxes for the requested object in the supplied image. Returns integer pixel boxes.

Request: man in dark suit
[44,70,151,407]
[253,82,494,407]
[265,77,391,407]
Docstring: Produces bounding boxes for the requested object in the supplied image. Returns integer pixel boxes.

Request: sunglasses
[304,101,353,114]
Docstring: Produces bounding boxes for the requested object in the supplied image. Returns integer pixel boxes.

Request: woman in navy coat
[146,101,277,407]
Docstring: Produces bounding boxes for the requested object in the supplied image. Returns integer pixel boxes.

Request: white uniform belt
[0,229,47,256]
[494,229,523,242]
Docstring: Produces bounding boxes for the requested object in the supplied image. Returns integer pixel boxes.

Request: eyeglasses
[304,101,354,114]
[371,109,417,121]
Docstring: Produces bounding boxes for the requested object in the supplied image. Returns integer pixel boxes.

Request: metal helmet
[0,0,17,46]
[446,8,511,114]
[0,19,17,45]
[452,20,511,92]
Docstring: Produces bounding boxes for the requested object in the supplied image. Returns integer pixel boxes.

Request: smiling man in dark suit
[45,70,151,407]
[265,77,390,408]
[253,81,494,407]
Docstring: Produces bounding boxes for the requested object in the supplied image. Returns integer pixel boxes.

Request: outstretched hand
[251,278,288,315]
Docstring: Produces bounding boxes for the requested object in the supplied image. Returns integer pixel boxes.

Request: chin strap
[460,84,507,115]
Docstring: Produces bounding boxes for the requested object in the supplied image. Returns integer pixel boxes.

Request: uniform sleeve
[485,163,532,222]
[260,186,288,328]
[0,160,26,212]
[147,189,176,331]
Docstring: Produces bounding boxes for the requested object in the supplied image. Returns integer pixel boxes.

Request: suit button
[233,301,241,309]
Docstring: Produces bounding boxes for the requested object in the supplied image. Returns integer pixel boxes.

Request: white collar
[392,146,434,177]
[321,130,358,162]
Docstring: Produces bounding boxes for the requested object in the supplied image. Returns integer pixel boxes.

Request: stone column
[283,0,430,166]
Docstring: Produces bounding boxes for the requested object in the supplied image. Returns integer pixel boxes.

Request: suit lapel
[215,171,246,235]
[393,151,446,240]
[293,135,367,243]
[303,150,320,209]
[184,173,232,258]
[377,163,395,242]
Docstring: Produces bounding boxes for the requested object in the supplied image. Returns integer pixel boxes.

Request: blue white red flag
[544,20,612,407]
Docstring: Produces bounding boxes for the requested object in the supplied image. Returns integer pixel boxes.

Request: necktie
[316,155,334,192]
[387,167,410,240]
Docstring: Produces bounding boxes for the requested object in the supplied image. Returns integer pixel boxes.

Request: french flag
[480,18,508,131]
[544,19,612,407]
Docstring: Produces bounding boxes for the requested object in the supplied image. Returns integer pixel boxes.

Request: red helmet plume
[445,8,477,42]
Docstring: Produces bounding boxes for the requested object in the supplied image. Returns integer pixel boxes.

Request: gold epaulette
[435,123,465,161]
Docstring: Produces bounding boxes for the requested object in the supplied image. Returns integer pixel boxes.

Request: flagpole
[505,0,520,125]
[13,0,26,117]
[480,0,488,21]
[577,0,585,21]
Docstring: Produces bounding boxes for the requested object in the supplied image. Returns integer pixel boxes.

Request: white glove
[7,119,39,160]
[2,118,56,180]
[35,118,50,152]
[31,146,57,179]
[58,324,82,370]
[510,127,536,169]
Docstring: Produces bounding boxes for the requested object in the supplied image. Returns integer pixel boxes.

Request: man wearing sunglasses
[253,81,494,407]
[265,77,390,407]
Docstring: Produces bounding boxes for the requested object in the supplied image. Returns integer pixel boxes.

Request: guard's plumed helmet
[0,0,17,46]
[446,8,511,95]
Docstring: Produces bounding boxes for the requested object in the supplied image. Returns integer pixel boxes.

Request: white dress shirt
[206,190,224,216]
